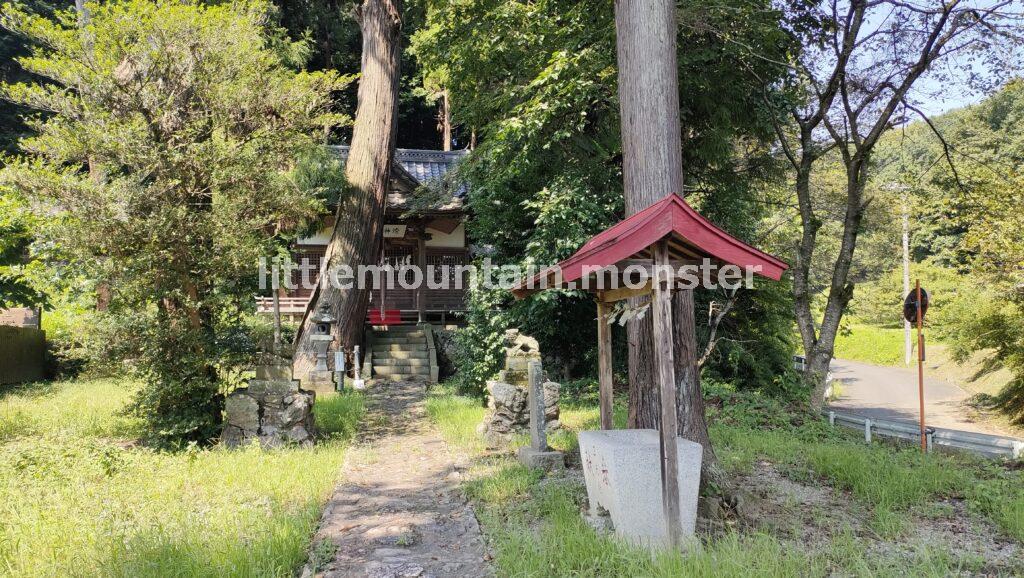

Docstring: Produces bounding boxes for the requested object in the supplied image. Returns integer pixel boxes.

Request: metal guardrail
[824,410,1024,460]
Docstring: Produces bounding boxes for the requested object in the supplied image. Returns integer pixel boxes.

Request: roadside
[422,386,1024,575]
[829,358,1021,437]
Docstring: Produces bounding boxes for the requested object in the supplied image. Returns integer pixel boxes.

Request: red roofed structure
[511,193,787,298]
[507,193,788,545]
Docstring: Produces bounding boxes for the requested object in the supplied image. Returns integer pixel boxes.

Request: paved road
[828,359,1005,435]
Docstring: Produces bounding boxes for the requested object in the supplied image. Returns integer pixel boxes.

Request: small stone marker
[334,350,346,391]
[517,360,564,470]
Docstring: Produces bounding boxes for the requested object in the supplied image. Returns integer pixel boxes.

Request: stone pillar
[517,360,564,470]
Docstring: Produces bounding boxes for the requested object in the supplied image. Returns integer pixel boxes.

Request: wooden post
[916,279,926,452]
[417,231,427,323]
[650,240,681,548]
[597,300,614,430]
[272,289,282,356]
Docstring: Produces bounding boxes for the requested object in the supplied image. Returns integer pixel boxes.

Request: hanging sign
[903,287,930,323]
[383,224,407,238]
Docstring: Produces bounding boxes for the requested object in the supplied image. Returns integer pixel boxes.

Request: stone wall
[0,325,45,385]
[221,379,316,447]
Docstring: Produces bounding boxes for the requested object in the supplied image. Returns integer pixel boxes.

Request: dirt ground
[731,460,1022,575]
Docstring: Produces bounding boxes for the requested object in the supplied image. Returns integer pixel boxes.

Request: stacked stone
[478,330,562,446]
[221,364,316,448]
[478,379,561,445]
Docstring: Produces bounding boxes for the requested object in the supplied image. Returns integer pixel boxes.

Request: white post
[353,345,365,390]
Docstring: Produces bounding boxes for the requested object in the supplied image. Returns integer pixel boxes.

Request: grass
[833,323,906,366]
[0,378,364,577]
[425,385,1024,576]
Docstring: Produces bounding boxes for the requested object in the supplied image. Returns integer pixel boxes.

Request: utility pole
[902,189,912,366]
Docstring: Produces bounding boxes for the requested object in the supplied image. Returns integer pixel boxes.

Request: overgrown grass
[0,378,364,577]
[426,384,1024,576]
[0,378,144,441]
[833,323,905,366]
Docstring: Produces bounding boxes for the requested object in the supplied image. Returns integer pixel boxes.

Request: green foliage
[0,0,351,446]
[0,378,365,577]
[0,191,44,307]
[314,390,365,440]
[448,279,508,396]
[412,0,799,389]
[857,81,1024,420]
[851,260,981,330]
[0,0,57,156]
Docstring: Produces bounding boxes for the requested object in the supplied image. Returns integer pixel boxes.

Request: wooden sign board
[383,224,407,238]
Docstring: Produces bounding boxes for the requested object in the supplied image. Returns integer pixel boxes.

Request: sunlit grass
[0,378,144,441]
[833,323,905,366]
[0,379,364,577]
[425,389,1024,575]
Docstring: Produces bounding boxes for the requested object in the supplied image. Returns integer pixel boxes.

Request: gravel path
[304,380,491,578]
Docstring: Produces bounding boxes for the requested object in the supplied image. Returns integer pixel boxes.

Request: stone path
[304,380,491,578]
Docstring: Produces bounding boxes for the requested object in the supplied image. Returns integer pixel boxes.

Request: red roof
[511,193,788,298]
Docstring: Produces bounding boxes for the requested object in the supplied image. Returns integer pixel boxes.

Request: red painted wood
[367,309,403,325]
[511,193,788,297]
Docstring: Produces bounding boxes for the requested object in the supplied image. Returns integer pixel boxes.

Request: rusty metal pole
[916,279,926,452]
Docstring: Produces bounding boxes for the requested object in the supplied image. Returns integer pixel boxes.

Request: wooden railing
[255,296,311,314]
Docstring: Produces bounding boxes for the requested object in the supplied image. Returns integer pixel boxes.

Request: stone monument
[222,358,316,448]
[496,329,541,386]
[516,361,564,471]
[478,331,561,446]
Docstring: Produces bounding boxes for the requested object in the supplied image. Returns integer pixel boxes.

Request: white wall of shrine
[425,223,465,248]
[296,222,465,249]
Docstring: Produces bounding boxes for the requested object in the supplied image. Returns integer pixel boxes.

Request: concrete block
[578,429,702,548]
[517,446,565,471]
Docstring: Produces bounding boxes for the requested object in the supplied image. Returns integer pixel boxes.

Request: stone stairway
[370,326,434,382]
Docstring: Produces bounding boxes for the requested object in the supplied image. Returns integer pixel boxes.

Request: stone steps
[372,336,424,344]
[369,326,434,382]
[374,350,429,360]
[374,357,430,367]
[375,330,425,339]
[373,343,427,352]
[374,365,430,377]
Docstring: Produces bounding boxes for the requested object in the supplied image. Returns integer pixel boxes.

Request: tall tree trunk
[439,90,452,151]
[794,155,868,409]
[292,0,402,379]
[614,0,719,483]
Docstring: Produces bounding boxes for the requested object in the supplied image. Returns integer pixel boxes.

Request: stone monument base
[302,370,336,395]
[517,446,565,471]
[578,429,702,548]
[222,379,316,448]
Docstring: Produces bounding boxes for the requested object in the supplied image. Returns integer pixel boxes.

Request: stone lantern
[304,303,338,394]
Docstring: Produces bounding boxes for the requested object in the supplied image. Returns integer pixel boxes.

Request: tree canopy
[0,0,350,445]
[411,0,801,390]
